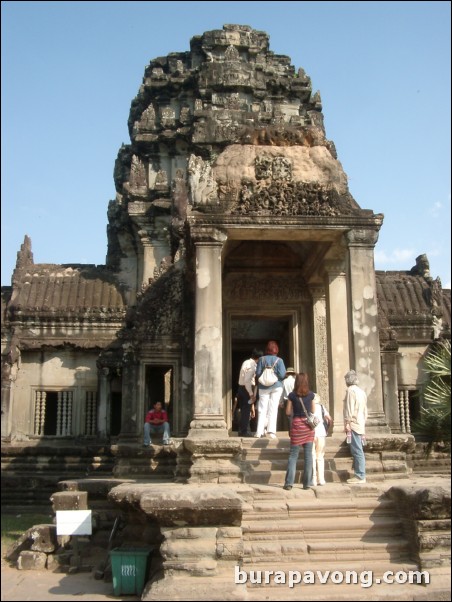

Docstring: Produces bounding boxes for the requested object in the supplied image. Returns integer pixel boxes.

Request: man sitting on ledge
[143,401,171,446]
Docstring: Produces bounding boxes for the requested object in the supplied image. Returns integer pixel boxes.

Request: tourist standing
[254,340,286,439]
[283,373,316,490]
[311,402,332,486]
[280,366,296,432]
[343,370,368,484]
[236,349,263,436]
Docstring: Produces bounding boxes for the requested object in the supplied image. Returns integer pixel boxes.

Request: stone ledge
[108,483,244,526]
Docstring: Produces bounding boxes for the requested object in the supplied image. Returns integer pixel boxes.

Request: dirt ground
[1,557,141,601]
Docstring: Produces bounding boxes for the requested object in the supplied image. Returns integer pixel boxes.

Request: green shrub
[1,513,53,557]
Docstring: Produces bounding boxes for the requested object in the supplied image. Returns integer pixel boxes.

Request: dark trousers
[237,385,252,435]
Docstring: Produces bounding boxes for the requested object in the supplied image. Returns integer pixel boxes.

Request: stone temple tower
[2,26,449,485]
[101,23,390,479]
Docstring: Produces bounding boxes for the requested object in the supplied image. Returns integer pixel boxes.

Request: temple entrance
[230,317,293,433]
[144,365,173,426]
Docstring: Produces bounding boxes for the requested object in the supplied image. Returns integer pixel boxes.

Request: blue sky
[2,1,451,288]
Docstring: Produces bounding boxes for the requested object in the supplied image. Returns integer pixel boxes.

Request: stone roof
[376,270,450,339]
[6,264,127,321]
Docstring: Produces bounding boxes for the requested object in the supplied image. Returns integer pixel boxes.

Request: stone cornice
[188,213,384,230]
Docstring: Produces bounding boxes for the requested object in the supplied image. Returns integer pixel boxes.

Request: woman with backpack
[254,340,286,439]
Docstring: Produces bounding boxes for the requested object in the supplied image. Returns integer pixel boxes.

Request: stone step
[147,561,446,601]
[244,536,410,563]
[243,515,403,537]
[238,563,441,602]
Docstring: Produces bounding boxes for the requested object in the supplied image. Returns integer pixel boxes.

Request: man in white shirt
[343,370,368,484]
[237,349,263,437]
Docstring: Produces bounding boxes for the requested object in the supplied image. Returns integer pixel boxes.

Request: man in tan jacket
[343,370,368,483]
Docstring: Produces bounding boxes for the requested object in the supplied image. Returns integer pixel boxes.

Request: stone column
[1,364,14,439]
[346,229,389,432]
[138,230,154,288]
[310,286,330,409]
[118,346,140,441]
[108,483,244,601]
[97,367,109,438]
[185,227,241,483]
[324,259,350,426]
[381,344,401,432]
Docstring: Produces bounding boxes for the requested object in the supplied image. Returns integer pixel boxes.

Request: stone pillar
[97,367,109,438]
[139,231,169,288]
[1,348,19,440]
[346,229,389,432]
[185,227,241,483]
[108,483,244,601]
[138,230,154,288]
[1,365,13,439]
[325,259,350,426]
[381,345,401,432]
[118,347,140,441]
[310,286,330,409]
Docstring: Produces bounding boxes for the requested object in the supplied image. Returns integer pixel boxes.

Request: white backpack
[258,358,280,386]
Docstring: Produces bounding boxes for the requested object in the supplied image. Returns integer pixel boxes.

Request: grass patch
[1,513,54,558]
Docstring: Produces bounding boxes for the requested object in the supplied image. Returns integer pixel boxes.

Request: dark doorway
[144,366,173,425]
[231,317,292,433]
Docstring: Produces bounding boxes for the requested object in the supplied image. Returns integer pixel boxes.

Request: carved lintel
[224,273,310,303]
[345,228,380,248]
[190,226,227,245]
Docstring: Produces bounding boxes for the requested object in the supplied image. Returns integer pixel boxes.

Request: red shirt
[145,409,168,424]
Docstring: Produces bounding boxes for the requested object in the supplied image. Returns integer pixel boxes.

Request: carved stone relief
[129,155,147,192]
[224,274,310,303]
[187,155,219,206]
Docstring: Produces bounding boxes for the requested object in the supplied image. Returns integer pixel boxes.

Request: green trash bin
[110,547,153,596]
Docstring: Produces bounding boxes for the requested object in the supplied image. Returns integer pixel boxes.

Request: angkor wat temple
[2,23,451,599]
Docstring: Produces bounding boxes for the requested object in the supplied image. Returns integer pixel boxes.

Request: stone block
[6,524,57,561]
[17,550,47,570]
[50,490,88,511]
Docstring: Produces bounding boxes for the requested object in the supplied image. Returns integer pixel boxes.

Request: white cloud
[444,281,451,290]
[430,201,443,218]
[374,248,415,267]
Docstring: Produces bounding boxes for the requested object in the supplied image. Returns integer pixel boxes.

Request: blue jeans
[350,430,366,479]
[144,422,170,445]
[284,442,313,488]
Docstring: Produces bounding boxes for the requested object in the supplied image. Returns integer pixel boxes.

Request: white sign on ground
[56,510,92,535]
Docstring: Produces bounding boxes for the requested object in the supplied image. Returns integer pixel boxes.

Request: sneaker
[163,440,172,446]
[283,485,292,490]
[318,482,326,486]
[347,476,366,484]
[253,433,262,438]
[268,433,277,439]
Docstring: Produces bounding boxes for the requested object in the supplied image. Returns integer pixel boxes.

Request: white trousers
[312,436,326,485]
[256,388,281,436]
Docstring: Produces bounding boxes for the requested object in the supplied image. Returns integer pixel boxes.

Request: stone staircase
[240,432,411,485]
[407,442,451,476]
[0,441,178,511]
[109,443,178,479]
[236,481,442,600]
[1,443,116,511]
